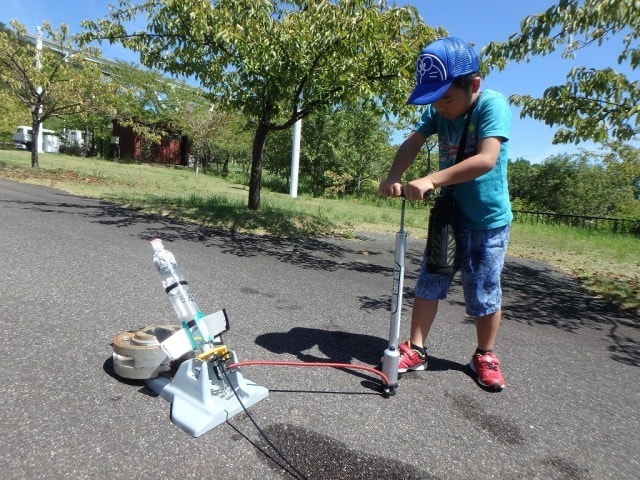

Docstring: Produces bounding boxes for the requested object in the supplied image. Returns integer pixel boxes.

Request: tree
[106,62,203,148]
[588,142,640,217]
[173,100,237,173]
[206,114,253,176]
[521,154,576,213]
[262,102,393,197]
[483,0,639,145]
[81,0,436,209]
[507,157,537,207]
[309,102,393,197]
[564,156,614,216]
[0,21,110,167]
[0,88,27,142]
[507,147,640,218]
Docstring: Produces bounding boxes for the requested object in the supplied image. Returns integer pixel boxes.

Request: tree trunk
[222,152,229,176]
[248,121,269,210]
[30,118,40,169]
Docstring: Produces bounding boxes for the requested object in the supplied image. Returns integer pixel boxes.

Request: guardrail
[513,210,640,235]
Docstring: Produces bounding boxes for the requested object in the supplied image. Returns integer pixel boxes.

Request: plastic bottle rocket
[150,238,213,353]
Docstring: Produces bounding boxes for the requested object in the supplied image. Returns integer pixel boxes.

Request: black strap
[447,97,478,194]
[455,99,478,164]
[165,280,188,294]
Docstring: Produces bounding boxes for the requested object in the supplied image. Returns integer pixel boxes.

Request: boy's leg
[475,309,502,351]
[409,297,439,347]
[392,243,453,373]
[391,294,441,373]
[471,310,505,390]
[393,295,439,373]
[459,225,510,390]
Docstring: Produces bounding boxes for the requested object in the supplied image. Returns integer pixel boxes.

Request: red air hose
[228,360,390,388]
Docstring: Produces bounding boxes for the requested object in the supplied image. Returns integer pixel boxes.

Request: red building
[111,120,191,165]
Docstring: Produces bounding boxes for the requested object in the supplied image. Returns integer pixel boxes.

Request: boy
[379,37,512,390]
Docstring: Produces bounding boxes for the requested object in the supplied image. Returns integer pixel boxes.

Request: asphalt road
[1,178,638,480]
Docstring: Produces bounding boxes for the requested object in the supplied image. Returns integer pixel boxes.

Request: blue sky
[4,0,631,163]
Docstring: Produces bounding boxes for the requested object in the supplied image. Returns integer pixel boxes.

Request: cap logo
[416,53,447,84]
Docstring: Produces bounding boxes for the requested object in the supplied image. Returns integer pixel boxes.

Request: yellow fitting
[197,345,229,362]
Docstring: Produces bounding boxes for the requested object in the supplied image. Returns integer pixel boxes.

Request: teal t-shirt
[415,89,513,230]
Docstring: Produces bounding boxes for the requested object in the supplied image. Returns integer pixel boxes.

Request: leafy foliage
[263,101,394,197]
[106,62,210,145]
[483,0,640,144]
[0,21,112,166]
[0,88,27,141]
[81,0,437,209]
[508,144,640,219]
[182,110,252,175]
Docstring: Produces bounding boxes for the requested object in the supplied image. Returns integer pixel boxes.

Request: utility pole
[35,25,44,154]
[289,94,302,198]
[290,117,301,198]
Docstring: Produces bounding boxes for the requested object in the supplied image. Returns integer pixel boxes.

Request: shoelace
[477,355,500,371]
[482,361,499,371]
[400,342,425,358]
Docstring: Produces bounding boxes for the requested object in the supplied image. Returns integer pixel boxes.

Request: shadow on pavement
[502,257,639,367]
[11,192,638,368]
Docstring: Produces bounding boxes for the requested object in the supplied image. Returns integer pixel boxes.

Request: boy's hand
[378,177,403,197]
[404,177,435,201]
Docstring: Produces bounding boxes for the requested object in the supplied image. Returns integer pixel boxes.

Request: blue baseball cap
[406,37,479,105]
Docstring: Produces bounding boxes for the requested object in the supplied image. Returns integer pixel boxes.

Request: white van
[12,125,33,150]
[12,125,59,152]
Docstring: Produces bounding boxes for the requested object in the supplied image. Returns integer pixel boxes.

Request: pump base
[381,347,400,395]
[146,352,268,437]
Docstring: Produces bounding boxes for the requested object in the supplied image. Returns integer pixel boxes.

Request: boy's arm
[403,136,502,200]
[379,131,427,197]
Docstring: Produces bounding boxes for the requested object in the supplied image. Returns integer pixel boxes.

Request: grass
[1,149,638,314]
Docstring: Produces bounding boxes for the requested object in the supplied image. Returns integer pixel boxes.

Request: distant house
[111,120,191,166]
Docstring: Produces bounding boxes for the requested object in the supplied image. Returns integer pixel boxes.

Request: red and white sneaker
[397,341,427,373]
[469,351,505,390]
